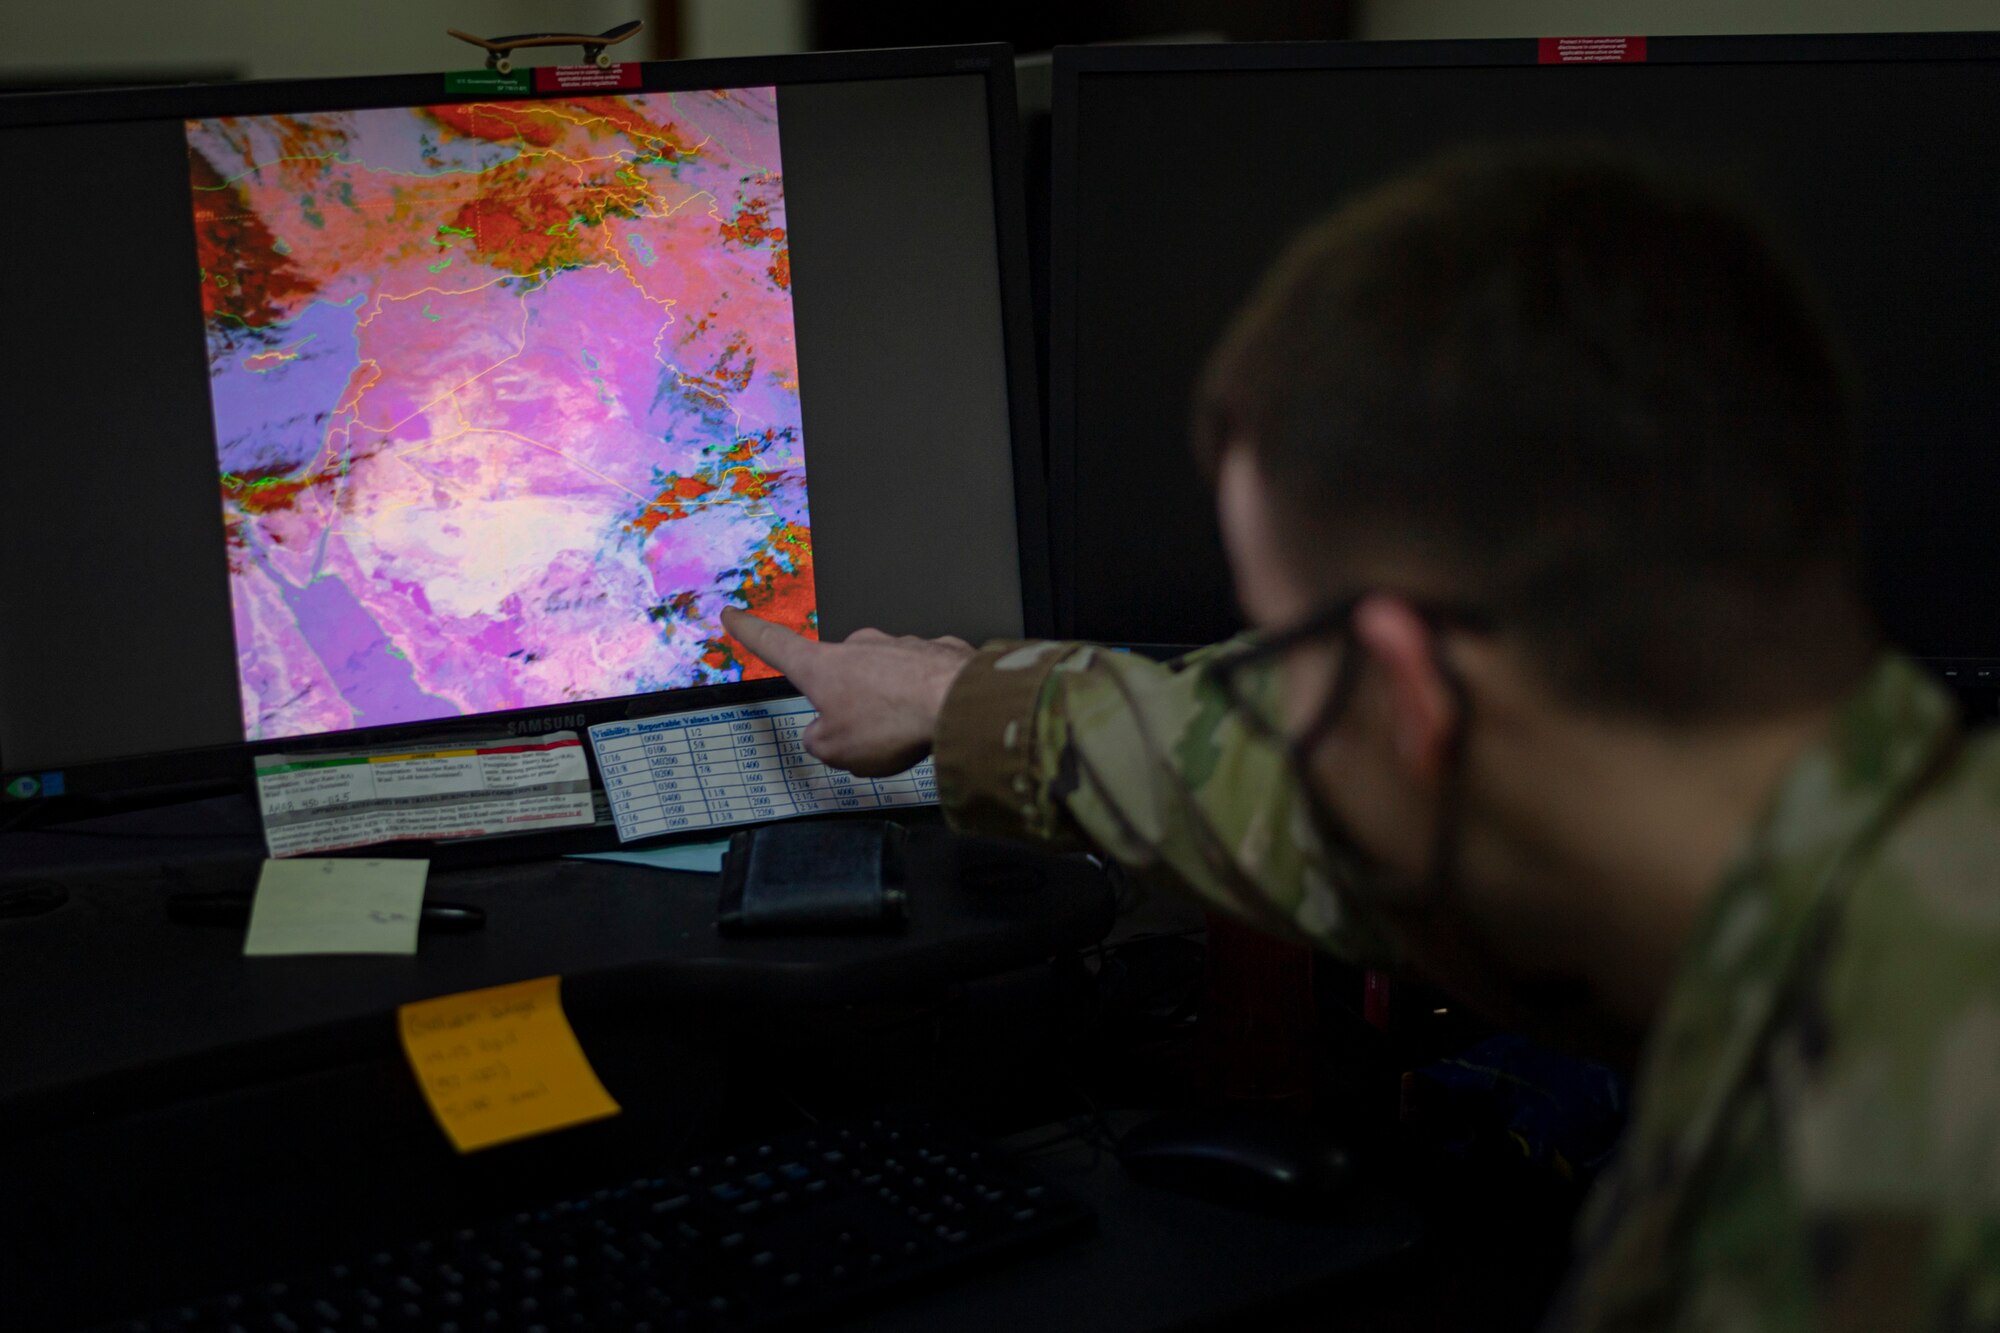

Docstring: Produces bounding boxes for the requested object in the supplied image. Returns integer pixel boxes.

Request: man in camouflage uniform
[725,148,2000,1328]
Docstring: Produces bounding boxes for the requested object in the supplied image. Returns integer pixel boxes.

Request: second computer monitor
[1050,34,2000,680]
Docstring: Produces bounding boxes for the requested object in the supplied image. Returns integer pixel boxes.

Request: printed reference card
[253,733,594,858]
[588,696,936,843]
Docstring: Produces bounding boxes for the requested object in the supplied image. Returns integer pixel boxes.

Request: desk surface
[0,810,1114,1132]
[0,805,1431,1333]
[6,1086,1423,1333]
[849,1126,1424,1332]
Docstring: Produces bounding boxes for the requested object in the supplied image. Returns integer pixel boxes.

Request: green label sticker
[444,69,532,95]
[4,775,39,800]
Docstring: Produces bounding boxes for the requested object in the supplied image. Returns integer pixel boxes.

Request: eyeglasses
[1203,592,1492,908]
[1206,594,1492,754]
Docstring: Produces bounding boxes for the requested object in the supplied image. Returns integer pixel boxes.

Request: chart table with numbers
[587,696,938,842]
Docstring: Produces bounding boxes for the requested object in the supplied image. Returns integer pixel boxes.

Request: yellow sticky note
[398,976,621,1153]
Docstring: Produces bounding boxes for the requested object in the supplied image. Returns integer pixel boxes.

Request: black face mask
[1206,594,1489,912]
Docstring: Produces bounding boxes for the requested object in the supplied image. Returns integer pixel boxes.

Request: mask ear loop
[1283,616,1394,898]
[1287,611,1477,915]
[1288,605,1364,758]
[1420,637,1476,906]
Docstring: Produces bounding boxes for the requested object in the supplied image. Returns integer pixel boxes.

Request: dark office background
[5,10,1996,1333]
[1,1,1990,84]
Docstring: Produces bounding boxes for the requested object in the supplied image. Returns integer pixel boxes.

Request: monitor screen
[1050,35,2000,684]
[0,46,1044,794]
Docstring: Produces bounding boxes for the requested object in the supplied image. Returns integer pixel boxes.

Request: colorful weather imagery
[188,88,813,742]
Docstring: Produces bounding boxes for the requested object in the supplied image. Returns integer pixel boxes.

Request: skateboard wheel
[595,52,612,68]
[496,57,514,75]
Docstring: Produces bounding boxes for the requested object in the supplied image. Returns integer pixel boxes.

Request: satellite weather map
[188,88,811,742]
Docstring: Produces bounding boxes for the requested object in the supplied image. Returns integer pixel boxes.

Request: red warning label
[533,62,643,92]
[1537,36,1648,64]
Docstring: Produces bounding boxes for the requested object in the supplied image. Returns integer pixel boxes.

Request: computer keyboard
[89,1109,1094,1332]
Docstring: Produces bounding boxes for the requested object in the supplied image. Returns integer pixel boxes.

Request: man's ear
[1351,594,1458,781]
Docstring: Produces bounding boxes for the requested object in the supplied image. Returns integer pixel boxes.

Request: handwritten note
[243,857,428,956]
[398,976,621,1153]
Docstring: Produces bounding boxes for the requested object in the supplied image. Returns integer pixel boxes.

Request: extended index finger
[722,607,822,684]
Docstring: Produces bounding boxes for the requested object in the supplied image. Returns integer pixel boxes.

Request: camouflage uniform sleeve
[1546,655,2000,1332]
[1784,968,2000,1331]
[933,638,1399,965]
[1786,753,2000,1331]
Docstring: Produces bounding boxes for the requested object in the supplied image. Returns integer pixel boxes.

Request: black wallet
[716,819,910,935]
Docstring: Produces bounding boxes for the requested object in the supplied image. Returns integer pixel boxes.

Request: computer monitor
[1049,33,2000,689]
[0,43,1048,805]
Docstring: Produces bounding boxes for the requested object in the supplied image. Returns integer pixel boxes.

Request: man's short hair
[1194,144,1877,722]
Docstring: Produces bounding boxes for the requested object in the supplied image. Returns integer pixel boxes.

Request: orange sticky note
[398,975,620,1153]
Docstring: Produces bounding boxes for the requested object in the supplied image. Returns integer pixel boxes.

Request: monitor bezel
[0,41,1051,808]
[1046,31,2000,672]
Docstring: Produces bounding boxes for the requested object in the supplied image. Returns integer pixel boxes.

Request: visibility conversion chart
[588,696,936,842]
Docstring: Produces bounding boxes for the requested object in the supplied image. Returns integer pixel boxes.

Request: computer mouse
[1116,1107,1357,1216]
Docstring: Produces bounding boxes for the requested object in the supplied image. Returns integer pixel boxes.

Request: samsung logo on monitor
[514,714,588,735]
